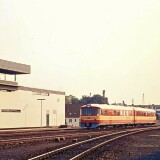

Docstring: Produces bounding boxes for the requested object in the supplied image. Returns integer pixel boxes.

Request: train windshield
[80,107,101,116]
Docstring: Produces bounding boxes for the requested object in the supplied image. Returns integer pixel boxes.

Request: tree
[90,94,109,104]
[65,95,80,104]
[71,97,80,104]
[65,95,73,104]
[79,94,109,105]
[65,94,109,105]
[79,96,91,105]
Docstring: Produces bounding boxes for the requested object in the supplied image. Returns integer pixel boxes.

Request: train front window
[81,107,101,116]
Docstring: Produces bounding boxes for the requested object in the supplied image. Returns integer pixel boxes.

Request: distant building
[0,59,65,128]
[65,104,81,127]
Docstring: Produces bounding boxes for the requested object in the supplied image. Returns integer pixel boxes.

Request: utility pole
[142,93,145,106]
[132,99,134,106]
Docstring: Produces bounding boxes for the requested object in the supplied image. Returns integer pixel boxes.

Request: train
[79,104,156,128]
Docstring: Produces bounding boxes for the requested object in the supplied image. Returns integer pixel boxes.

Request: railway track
[0,125,155,147]
[28,126,160,160]
[0,126,156,147]
[0,130,112,147]
[0,128,82,140]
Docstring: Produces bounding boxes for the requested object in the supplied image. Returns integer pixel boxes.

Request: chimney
[122,101,126,106]
[102,90,105,98]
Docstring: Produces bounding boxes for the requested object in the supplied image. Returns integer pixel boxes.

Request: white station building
[0,59,65,129]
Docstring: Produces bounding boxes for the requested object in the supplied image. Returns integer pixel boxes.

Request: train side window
[116,110,120,116]
[126,111,128,116]
[120,110,123,116]
[108,110,112,116]
[128,111,131,116]
[104,110,108,116]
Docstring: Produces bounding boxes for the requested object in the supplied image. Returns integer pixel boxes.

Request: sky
[0,0,160,105]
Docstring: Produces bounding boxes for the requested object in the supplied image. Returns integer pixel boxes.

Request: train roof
[81,104,156,112]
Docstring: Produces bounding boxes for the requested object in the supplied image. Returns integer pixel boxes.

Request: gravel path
[88,129,160,160]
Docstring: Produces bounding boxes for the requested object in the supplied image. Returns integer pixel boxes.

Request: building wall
[65,118,80,127]
[0,89,65,128]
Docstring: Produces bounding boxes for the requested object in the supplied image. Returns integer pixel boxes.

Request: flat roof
[0,59,30,74]
[19,86,65,95]
[0,80,18,86]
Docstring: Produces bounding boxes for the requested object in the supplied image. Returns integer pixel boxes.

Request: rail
[28,126,160,160]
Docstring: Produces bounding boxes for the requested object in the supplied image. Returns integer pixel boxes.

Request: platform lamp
[37,99,45,128]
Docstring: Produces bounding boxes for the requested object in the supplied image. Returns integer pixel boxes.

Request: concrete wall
[0,89,65,128]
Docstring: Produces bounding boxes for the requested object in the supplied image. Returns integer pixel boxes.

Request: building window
[69,119,72,123]
[75,119,76,122]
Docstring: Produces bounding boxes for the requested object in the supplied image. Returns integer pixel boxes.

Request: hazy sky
[0,0,160,105]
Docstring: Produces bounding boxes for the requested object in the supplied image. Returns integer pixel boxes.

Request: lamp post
[37,99,45,128]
